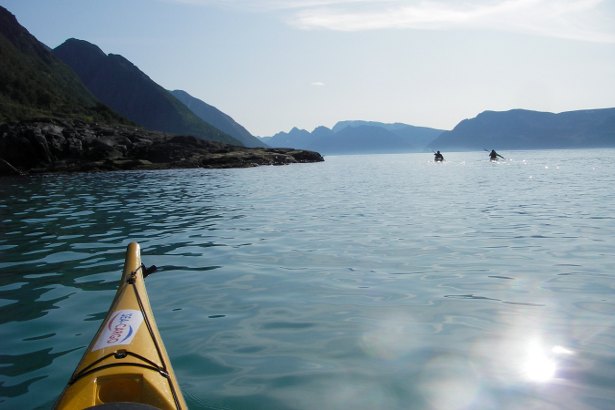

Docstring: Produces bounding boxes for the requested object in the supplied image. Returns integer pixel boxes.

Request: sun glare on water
[521,339,574,383]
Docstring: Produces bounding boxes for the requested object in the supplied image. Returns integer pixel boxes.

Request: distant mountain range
[430,108,615,150]
[261,121,445,154]
[263,108,615,154]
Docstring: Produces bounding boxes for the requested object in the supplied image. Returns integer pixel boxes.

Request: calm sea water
[1,149,615,409]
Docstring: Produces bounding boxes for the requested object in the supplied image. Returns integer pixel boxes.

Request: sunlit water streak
[1,149,615,409]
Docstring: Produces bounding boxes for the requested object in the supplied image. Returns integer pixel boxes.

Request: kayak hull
[55,242,186,409]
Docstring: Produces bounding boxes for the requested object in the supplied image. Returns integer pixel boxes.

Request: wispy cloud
[311,81,326,86]
[167,0,382,11]
[292,0,615,42]
[173,0,615,43]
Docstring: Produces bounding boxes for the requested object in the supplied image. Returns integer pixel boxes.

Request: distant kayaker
[489,150,504,161]
[434,151,444,162]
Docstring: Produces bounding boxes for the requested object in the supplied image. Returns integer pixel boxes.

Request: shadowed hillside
[0,7,122,123]
[53,38,241,146]
[171,89,266,148]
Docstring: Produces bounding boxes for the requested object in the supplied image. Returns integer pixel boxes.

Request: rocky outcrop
[0,120,324,176]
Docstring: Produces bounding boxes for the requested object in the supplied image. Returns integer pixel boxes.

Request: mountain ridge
[170,89,266,148]
[261,121,445,154]
[263,107,615,154]
[430,108,615,150]
[0,7,122,124]
[53,38,242,146]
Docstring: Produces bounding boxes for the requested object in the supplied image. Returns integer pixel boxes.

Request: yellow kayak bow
[55,242,187,409]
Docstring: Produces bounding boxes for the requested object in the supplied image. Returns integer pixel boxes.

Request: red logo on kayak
[106,311,136,344]
[92,309,144,351]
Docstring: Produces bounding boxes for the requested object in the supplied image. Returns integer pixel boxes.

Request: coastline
[0,119,324,176]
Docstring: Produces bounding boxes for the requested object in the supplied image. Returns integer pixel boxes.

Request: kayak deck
[55,242,186,409]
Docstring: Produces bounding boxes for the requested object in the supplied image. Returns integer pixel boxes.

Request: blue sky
[2,0,614,136]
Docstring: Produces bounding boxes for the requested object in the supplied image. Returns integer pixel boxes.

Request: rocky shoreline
[0,120,324,176]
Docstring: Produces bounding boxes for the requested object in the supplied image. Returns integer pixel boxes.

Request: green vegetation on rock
[0,7,124,124]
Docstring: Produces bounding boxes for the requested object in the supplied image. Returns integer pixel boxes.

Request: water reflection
[0,347,78,398]
[470,316,579,388]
